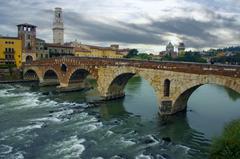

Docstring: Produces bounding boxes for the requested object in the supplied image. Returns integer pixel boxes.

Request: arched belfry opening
[164,79,171,97]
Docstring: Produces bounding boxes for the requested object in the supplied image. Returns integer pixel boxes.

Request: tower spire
[53,7,64,44]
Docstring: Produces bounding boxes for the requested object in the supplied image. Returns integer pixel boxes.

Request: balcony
[4,50,15,54]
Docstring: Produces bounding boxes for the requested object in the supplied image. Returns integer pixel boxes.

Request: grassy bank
[209,119,240,159]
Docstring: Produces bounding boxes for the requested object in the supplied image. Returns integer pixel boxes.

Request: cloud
[0,0,240,51]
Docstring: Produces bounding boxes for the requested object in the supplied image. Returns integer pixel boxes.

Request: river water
[0,76,240,159]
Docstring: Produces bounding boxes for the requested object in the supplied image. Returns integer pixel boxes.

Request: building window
[164,79,171,97]
[27,35,31,40]
[27,43,31,49]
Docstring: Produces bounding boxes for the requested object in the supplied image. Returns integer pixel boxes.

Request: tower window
[27,43,31,49]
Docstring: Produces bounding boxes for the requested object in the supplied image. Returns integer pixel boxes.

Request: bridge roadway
[23,57,240,115]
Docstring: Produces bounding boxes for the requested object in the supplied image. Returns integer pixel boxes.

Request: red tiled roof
[17,23,37,27]
[46,43,74,49]
[0,36,20,40]
[75,47,91,53]
[85,45,114,51]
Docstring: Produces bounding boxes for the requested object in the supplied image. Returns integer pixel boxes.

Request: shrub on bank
[209,119,240,159]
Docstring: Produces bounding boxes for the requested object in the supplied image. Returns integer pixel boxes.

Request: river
[0,76,240,159]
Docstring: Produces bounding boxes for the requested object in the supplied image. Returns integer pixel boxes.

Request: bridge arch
[42,69,60,86]
[103,70,159,100]
[172,78,240,114]
[23,69,39,81]
[67,67,97,85]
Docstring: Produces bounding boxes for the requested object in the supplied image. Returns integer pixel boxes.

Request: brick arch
[23,68,40,81]
[42,68,61,82]
[102,69,159,100]
[171,76,240,114]
[66,67,98,85]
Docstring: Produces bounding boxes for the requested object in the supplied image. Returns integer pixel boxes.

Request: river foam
[51,135,86,159]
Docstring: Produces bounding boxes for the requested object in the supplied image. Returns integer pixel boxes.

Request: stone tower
[166,42,174,54]
[17,23,37,63]
[53,7,64,45]
[178,42,186,56]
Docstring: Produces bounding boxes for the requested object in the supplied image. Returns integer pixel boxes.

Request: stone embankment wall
[0,68,22,82]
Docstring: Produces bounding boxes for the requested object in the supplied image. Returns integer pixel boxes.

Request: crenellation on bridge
[23,57,240,115]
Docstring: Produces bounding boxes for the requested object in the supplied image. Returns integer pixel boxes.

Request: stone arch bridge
[23,57,240,115]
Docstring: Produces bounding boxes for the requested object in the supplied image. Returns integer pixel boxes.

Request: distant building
[0,36,22,68]
[166,42,174,55]
[110,44,119,50]
[36,38,49,60]
[159,51,167,57]
[53,7,64,44]
[75,44,123,58]
[66,41,124,58]
[178,42,186,56]
[17,23,37,63]
[117,48,130,56]
[46,43,74,58]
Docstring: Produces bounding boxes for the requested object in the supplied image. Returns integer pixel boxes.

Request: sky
[0,0,240,53]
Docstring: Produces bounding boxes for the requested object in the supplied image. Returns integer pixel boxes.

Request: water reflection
[157,112,211,158]
[99,101,128,120]
[222,86,240,101]
[187,84,240,139]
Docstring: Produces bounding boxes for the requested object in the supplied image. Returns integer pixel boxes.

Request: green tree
[174,52,207,63]
[137,53,152,60]
[162,54,173,61]
[209,119,240,159]
[125,49,139,58]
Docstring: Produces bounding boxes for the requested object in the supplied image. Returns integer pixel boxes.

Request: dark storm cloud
[63,8,239,48]
[0,0,240,49]
[64,11,165,45]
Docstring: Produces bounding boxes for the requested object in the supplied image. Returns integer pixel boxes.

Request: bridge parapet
[24,57,240,78]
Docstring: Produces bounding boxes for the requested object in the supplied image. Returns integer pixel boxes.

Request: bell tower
[53,7,64,44]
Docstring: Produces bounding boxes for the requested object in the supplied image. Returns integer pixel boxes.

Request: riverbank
[0,67,22,82]
[0,80,37,84]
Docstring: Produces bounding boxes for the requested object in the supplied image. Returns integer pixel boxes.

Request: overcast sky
[0,0,240,52]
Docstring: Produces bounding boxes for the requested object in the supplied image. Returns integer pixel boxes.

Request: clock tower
[53,7,64,44]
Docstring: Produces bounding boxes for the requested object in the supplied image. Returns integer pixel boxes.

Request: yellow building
[74,44,124,58]
[0,36,22,68]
